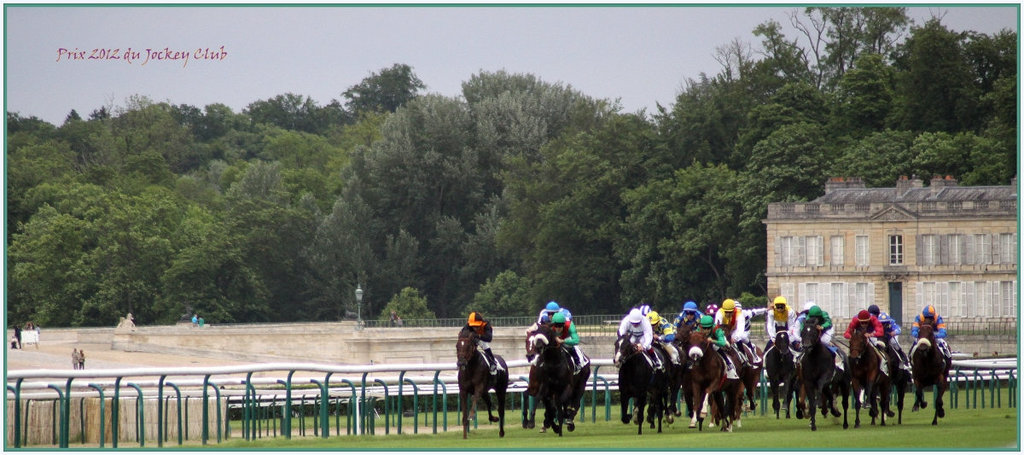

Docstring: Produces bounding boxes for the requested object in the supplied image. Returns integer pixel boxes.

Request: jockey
[465,311,504,374]
[736,301,767,363]
[800,304,842,369]
[868,304,911,371]
[647,310,681,365]
[673,300,703,332]
[698,314,738,379]
[618,308,662,370]
[843,309,889,372]
[530,301,570,333]
[910,305,952,365]
[549,311,588,372]
[638,303,652,317]
[705,303,719,316]
[713,299,756,366]
[765,296,799,353]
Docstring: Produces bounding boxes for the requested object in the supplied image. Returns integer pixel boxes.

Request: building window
[889,235,903,265]
[830,236,844,266]
[780,236,792,266]
[1001,281,1016,317]
[856,235,869,267]
[806,236,823,267]
[974,234,991,264]
[948,234,963,265]
[999,233,1016,264]
[975,281,989,317]
[831,282,847,317]
[921,234,939,265]
[854,282,869,310]
[921,282,936,309]
[949,282,962,317]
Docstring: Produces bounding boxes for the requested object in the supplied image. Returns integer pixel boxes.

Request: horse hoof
[843,422,849,429]
[921,402,928,409]
[937,408,945,418]
[539,427,546,433]
[688,422,696,429]
[567,422,575,432]
[674,410,682,417]
[886,410,895,418]
[490,416,499,423]
[666,415,674,424]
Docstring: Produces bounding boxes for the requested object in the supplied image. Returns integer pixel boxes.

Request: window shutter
[797,236,806,267]
[916,234,924,265]
[774,236,781,268]
[940,235,949,265]
[965,235,975,264]
[992,234,1001,264]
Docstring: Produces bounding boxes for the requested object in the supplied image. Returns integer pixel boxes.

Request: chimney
[824,176,866,194]
[931,175,958,193]
[896,175,924,195]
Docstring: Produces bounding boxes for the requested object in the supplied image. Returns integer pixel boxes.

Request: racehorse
[737,342,764,415]
[764,330,798,419]
[651,339,681,426]
[670,322,695,419]
[797,323,850,431]
[685,330,741,432]
[882,333,910,424]
[456,328,508,439]
[910,323,948,425]
[525,325,591,436]
[614,333,668,434]
[847,326,891,427]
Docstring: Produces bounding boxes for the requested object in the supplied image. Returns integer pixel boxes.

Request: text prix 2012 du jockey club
[56,46,227,67]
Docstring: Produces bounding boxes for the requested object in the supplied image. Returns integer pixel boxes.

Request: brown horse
[685,330,742,432]
[456,328,508,439]
[737,342,764,417]
[848,326,891,427]
[910,324,948,425]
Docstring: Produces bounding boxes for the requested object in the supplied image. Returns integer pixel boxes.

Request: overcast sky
[5,4,1019,125]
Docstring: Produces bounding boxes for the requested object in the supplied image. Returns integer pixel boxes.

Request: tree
[377,287,436,322]
[342,63,425,116]
[832,53,896,136]
[470,270,534,318]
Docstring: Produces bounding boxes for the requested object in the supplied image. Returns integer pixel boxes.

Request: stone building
[764,176,1017,327]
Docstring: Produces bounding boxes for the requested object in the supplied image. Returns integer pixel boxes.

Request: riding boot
[485,348,503,373]
[649,348,664,371]
[745,340,761,364]
[723,353,739,379]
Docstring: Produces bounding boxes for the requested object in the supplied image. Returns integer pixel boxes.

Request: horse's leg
[635,395,646,435]
[620,390,632,425]
[912,381,926,411]
[480,391,497,423]
[935,376,947,424]
[852,380,862,428]
[496,385,507,437]
[460,390,470,439]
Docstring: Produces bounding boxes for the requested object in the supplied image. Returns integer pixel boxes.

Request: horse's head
[800,323,821,348]
[848,326,868,361]
[774,330,790,348]
[456,329,478,371]
[687,329,710,362]
[917,323,936,350]
[526,326,554,366]
[613,333,639,367]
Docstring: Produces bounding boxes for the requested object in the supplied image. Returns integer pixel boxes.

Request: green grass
[211,405,1019,450]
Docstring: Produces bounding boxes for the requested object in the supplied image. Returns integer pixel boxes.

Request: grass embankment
[213,404,1019,450]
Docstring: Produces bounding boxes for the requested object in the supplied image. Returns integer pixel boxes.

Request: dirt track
[6,339,251,371]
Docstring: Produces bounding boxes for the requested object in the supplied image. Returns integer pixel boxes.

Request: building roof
[813,185,1017,204]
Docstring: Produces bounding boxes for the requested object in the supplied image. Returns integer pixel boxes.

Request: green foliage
[343,63,425,116]
[470,270,534,318]
[378,287,436,321]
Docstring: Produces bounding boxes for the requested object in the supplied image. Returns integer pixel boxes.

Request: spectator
[78,350,85,369]
[72,349,81,370]
[191,314,198,328]
[12,325,21,349]
[390,311,401,327]
[198,316,205,328]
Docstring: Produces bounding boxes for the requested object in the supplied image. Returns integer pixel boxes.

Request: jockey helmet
[545,301,561,312]
[627,308,643,324]
[699,315,714,328]
[803,301,816,312]
[647,311,660,325]
[683,301,698,311]
[857,309,871,322]
[735,301,743,309]
[561,309,572,321]
[808,306,823,318]
[773,296,788,307]
[468,312,485,327]
[551,312,566,325]
[868,304,881,316]
[922,305,936,318]
[638,304,651,316]
[721,299,736,313]
[705,304,719,315]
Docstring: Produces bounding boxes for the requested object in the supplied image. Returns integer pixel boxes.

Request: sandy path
[6,340,252,371]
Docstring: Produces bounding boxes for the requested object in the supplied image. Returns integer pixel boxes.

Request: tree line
[6,10,1017,327]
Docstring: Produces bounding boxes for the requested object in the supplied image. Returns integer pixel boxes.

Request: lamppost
[355,284,364,330]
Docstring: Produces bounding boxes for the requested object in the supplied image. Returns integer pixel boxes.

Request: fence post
[374,379,391,434]
[86,384,105,448]
[401,377,420,434]
[276,370,296,439]
[157,375,166,447]
[310,376,330,439]
[338,379,358,435]
[10,378,23,448]
[124,383,144,447]
[164,382,182,446]
[112,377,122,448]
[46,385,66,448]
